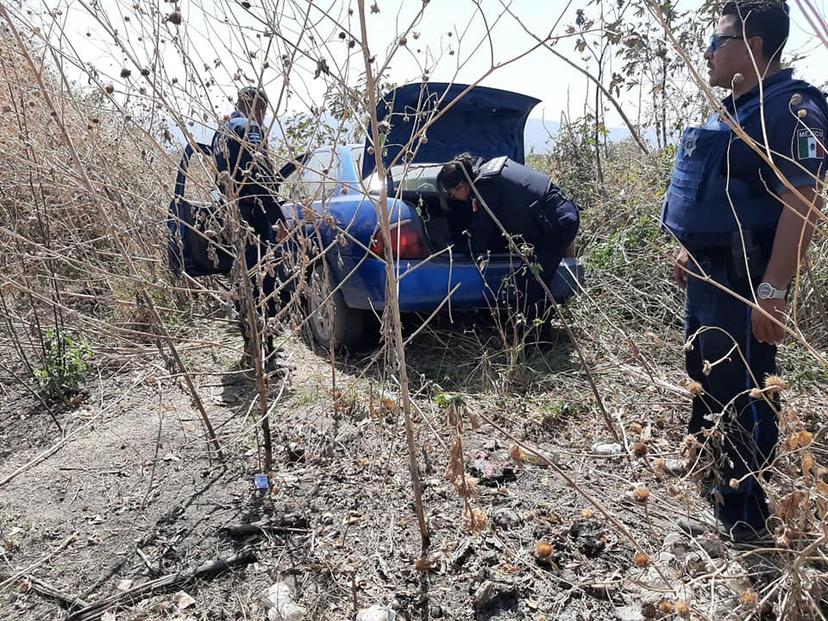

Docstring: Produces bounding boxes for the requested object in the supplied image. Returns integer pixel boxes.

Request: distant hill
[523,118,649,154]
[178,116,650,155]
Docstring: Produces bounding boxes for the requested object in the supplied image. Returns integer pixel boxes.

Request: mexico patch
[796,128,825,160]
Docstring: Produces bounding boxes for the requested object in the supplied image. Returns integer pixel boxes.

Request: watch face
[757,283,772,299]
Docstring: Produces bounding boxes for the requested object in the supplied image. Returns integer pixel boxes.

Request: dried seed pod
[633,551,650,567]
[535,541,553,558]
[675,600,690,618]
[462,507,488,534]
[764,375,787,397]
[632,442,648,457]
[632,486,650,503]
[739,591,758,606]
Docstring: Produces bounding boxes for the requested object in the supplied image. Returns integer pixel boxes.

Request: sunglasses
[708,33,746,52]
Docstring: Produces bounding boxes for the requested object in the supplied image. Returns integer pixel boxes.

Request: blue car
[279,83,584,349]
[169,83,584,350]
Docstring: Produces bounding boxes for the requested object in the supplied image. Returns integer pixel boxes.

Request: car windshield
[365,163,443,194]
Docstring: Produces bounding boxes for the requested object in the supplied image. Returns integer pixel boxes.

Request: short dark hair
[722,0,789,62]
[237,86,268,113]
[436,153,478,194]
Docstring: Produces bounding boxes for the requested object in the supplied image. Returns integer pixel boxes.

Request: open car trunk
[400,191,475,258]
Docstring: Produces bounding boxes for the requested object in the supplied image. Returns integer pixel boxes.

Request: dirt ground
[1,320,826,621]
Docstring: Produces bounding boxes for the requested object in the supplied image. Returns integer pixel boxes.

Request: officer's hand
[752,298,786,344]
[673,248,690,289]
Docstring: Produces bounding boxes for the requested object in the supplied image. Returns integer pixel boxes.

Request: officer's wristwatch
[756,282,787,300]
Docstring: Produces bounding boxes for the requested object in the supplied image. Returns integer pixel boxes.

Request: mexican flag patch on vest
[796,128,825,160]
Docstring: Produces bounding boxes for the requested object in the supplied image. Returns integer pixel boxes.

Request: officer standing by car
[212,86,287,365]
[436,153,580,310]
[663,0,827,542]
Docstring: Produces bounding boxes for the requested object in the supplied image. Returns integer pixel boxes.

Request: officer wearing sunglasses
[663,1,827,543]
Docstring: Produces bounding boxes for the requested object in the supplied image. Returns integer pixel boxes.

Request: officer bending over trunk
[437,153,580,310]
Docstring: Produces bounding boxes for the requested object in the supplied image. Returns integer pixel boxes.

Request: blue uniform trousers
[685,254,778,529]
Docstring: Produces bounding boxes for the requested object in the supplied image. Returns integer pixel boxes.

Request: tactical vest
[476,157,552,240]
[474,157,579,256]
[662,77,827,246]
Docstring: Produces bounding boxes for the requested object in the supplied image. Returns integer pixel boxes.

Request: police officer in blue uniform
[663,0,827,541]
[212,86,287,364]
[437,153,580,309]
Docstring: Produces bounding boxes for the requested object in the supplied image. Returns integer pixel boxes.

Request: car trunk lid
[361,82,540,179]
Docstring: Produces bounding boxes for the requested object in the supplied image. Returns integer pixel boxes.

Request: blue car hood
[361,82,540,178]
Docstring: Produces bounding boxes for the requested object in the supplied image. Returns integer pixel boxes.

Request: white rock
[614,605,644,621]
[355,605,397,621]
[591,442,623,456]
[264,582,306,621]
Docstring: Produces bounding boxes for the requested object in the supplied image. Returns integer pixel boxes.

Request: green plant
[34,328,92,403]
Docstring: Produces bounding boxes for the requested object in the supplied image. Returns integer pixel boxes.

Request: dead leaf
[444,438,464,485]
[173,590,196,610]
[776,491,805,524]
[414,557,437,571]
[102,612,117,621]
[117,579,133,592]
[802,452,815,480]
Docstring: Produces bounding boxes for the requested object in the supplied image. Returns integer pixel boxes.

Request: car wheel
[305,261,379,351]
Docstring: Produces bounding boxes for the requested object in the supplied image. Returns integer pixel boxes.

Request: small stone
[286,443,305,463]
[355,605,397,621]
[697,537,724,559]
[492,508,521,530]
[472,580,516,610]
[662,459,687,476]
[172,590,196,610]
[264,583,306,621]
[450,540,473,567]
[615,604,645,621]
[429,605,443,618]
[591,442,623,456]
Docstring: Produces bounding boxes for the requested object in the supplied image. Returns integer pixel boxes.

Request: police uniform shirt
[722,68,827,201]
[211,111,285,238]
[212,111,277,196]
[467,159,554,258]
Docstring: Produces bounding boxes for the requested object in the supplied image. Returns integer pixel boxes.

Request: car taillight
[370,220,426,260]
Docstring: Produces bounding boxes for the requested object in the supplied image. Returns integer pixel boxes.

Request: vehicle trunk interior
[399,191,475,258]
